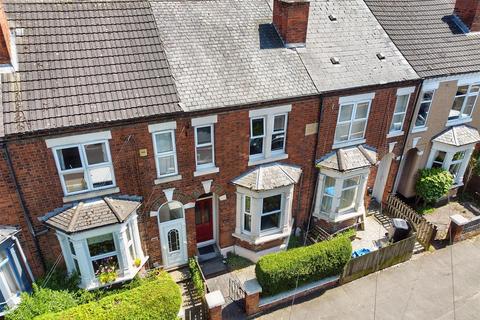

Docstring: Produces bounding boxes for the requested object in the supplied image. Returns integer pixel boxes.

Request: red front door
[195,197,213,243]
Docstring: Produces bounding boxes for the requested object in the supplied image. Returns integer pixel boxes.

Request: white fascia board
[249,104,292,118]
[46,131,112,148]
[339,92,375,105]
[397,86,416,96]
[191,115,218,127]
[148,121,177,133]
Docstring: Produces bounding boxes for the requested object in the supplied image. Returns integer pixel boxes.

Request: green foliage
[35,271,181,320]
[188,258,205,297]
[418,205,435,215]
[226,252,253,271]
[6,284,79,320]
[470,151,480,177]
[36,268,81,292]
[255,233,352,296]
[416,168,454,204]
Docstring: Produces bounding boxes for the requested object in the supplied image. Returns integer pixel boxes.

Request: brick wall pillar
[244,279,262,316]
[448,214,469,243]
[205,290,225,320]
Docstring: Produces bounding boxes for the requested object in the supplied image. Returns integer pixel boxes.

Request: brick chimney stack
[454,0,480,32]
[272,0,310,48]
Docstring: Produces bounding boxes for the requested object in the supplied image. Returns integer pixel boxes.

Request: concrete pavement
[257,236,480,320]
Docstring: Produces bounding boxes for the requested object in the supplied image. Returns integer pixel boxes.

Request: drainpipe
[2,142,47,271]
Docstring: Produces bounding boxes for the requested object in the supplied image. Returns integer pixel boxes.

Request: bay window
[449,84,479,121]
[242,196,252,233]
[248,105,291,165]
[431,151,446,169]
[334,101,371,144]
[87,234,119,276]
[427,145,474,185]
[53,141,115,196]
[261,195,282,232]
[414,91,435,128]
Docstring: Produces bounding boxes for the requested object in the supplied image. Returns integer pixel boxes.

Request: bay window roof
[0,226,17,244]
[432,125,480,147]
[41,195,142,234]
[317,145,377,172]
[232,163,302,191]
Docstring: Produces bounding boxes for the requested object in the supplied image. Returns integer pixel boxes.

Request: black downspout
[2,142,47,271]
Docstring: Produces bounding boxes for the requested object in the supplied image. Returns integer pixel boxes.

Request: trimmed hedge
[416,168,453,204]
[255,233,352,296]
[188,258,205,297]
[35,271,181,320]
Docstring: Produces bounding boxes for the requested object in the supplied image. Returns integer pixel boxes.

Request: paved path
[257,237,480,320]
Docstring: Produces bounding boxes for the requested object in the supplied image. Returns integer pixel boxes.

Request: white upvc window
[389,94,411,133]
[153,130,178,178]
[449,83,480,121]
[414,90,435,129]
[53,141,115,196]
[242,195,252,234]
[194,124,215,170]
[427,143,475,185]
[260,194,282,233]
[0,251,21,309]
[334,101,371,144]
[314,169,369,222]
[87,233,119,277]
[248,105,291,165]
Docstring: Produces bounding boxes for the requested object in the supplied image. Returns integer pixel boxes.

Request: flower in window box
[134,258,141,268]
[96,257,118,284]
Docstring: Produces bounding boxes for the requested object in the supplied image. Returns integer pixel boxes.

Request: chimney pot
[454,0,480,32]
[272,0,310,48]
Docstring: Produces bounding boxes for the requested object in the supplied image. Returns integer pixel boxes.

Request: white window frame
[448,83,480,121]
[52,140,116,196]
[427,142,475,185]
[338,176,361,213]
[414,90,435,130]
[260,194,283,235]
[389,93,412,134]
[334,100,372,146]
[248,105,291,165]
[0,250,21,309]
[194,124,216,171]
[152,130,178,178]
[242,195,252,234]
[87,233,120,277]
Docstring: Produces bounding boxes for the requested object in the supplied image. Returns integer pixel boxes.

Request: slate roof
[317,145,377,172]
[42,195,142,234]
[364,0,480,78]
[232,163,302,191]
[149,0,317,112]
[0,226,17,244]
[296,0,418,92]
[0,0,181,137]
[432,125,480,147]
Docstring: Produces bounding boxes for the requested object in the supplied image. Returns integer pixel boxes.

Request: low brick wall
[448,214,480,243]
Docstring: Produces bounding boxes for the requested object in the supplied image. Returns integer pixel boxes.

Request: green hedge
[416,168,453,204]
[188,258,205,297]
[255,233,352,296]
[35,271,181,320]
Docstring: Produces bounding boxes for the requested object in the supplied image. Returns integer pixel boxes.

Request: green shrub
[6,284,79,320]
[35,271,181,320]
[189,258,205,297]
[416,168,454,204]
[226,252,253,271]
[255,233,352,296]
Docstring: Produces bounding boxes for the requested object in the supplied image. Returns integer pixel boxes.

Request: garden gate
[229,277,246,311]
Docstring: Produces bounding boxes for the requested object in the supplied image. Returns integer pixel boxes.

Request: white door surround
[372,153,393,202]
[159,219,188,269]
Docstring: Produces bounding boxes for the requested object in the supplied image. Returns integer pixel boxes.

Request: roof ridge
[358,145,376,165]
[336,149,345,171]
[104,197,122,223]
[67,202,83,233]
[277,163,296,184]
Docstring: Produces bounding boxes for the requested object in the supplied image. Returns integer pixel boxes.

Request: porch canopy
[232,162,302,191]
[432,125,480,147]
[316,145,377,172]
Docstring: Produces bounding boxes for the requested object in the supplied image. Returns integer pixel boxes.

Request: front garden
[6,268,181,320]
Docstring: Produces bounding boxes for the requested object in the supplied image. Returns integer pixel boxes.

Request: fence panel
[384,194,437,249]
[341,233,416,284]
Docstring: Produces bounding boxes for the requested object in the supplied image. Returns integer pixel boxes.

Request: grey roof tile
[149,0,317,112]
[432,125,480,146]
[1,0,181,136]
[364,0,480,78]
[232,162,302,191]
[317,145,377,171]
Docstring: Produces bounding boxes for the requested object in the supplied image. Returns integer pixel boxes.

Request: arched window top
[159,201,184,223]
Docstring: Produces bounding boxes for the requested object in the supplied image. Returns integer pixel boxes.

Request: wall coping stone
[206,290,225,309]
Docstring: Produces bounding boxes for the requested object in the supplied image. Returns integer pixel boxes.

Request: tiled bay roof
[317,145,377,172]
[364,0,480,78]
[433,125,480,147]
[232,162,302,191]
[150,0,317,112]
[1,0,181,137]
[297,0,418,92]
[42,195,142,234]
[0,225,17,244]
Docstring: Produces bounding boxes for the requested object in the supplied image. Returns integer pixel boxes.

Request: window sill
[332,139,366,150]
[248,153,288,166]
[63,187,120,203]
[411,127,428,134]
[386,131,404,139]
[232,228,290,246]
[194,166,219,177]
[154,174,182,185]
[334,207,365,223]
[446,117,472,127]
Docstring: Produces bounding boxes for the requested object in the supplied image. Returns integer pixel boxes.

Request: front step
[199,256,228,278]
[197,244,221,262]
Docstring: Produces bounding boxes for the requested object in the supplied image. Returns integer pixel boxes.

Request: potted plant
[134,258,142,268]
[96,257,118,284]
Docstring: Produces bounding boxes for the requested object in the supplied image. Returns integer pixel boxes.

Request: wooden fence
[341,233,416,284]
[383,194,437,250]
